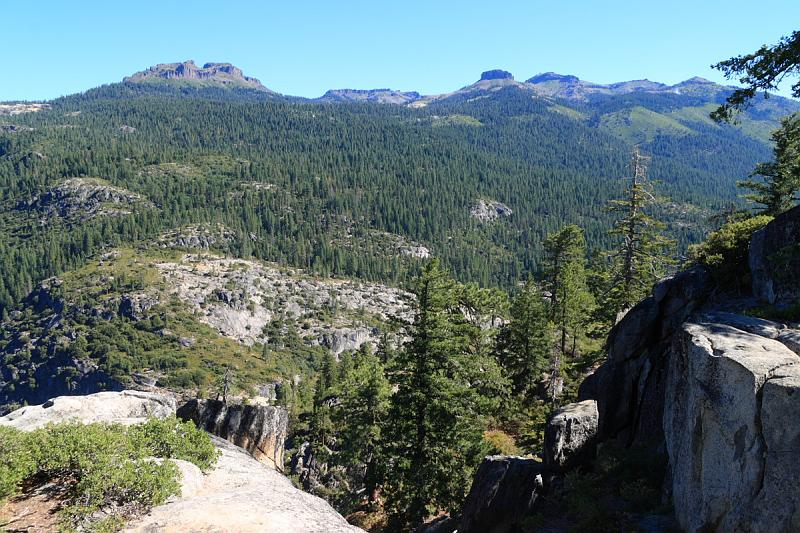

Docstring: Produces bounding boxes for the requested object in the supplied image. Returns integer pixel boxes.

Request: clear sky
[2,0,798,101]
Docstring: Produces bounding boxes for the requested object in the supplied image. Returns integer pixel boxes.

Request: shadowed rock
[750,205,800,305]
[458,455,543,533]
[177,399,288,470]
[544,400,598,472]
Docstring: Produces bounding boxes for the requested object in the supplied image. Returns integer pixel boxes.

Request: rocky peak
[525,72,580,84]
[318,88,422,105]
[124,60,270,91]
[480,69,514,81]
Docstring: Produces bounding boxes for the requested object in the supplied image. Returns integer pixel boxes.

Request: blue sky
[2,0,798,101]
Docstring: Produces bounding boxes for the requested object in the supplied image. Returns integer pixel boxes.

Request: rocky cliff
[124,60,272,91]
[0,391,361,533]
[177,398,288,470]
[455,205,800,533]
[577,205,800,532]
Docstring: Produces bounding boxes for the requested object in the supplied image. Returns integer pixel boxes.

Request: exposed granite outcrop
[665,322,800,532]
[0,390,175,429]
[544,399,598,472]
[578,266,712,445]
[18,178,153,223]
[125,436,363,533]
[177,398,288,469]
[750,205,800,305]
[458,455,543,533]
[470,199,513,222]
[1,391,361,533]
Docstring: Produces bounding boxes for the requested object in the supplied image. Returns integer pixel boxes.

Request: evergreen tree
[334,344,391,504]
[543,225,594,401]
[383,259,503,528]
[604,148,674,319]
[498,278,551,399]
[712,30,800,122]
[739,114,800,215]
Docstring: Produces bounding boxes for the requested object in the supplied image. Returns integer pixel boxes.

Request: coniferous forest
[2,44,800,531]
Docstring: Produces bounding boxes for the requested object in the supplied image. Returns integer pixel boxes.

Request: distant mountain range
[117,60,793,109]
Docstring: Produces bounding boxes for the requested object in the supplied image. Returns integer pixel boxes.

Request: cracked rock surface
[665,322,800,532]
[125,436,363,533]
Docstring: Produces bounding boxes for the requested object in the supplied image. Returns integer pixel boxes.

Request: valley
[2,28,800,532]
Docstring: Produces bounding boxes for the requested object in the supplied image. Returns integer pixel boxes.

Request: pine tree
[498,278,551,399]
[543,225,594,402]
[383,259,504,528]
[605,148,674,320]
[739,114,800,215]
[334,344,391,504]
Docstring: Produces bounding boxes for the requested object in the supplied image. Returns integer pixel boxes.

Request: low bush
[0,416,218,531]
[687,215,773,285]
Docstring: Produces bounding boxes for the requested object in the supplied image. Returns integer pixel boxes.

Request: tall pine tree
[383,259,504,528]
[605,148,674,320]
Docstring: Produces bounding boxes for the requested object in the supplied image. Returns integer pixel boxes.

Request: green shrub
[687,215,773,284]
[128,416,219,472]
[0,416,218,531]
[0,426,36,498]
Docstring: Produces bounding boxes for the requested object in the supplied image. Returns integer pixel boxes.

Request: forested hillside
[0,72,791,319]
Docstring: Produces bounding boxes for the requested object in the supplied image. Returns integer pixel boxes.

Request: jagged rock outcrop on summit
[480,69,514,81]
[544,400,598,473]
[457,455,543,533]
[124,60,271,91]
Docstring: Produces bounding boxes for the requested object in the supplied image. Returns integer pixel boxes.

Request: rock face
[480,69,514,81]
[749,206,800,305]
[544,400,598,472]
[19,178,152,223]
[124,60,271,91]
[665,322,800,532]
[322,327,376,357]
[318,88,421,105]
[458,455,543,533]
[571,205,800,532]
[125,436,363,533]
[0,390,175,430]
[579,267,712,445]
[470,199,513,222]
[177,399,288,469]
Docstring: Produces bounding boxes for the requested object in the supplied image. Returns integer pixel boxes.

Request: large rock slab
[177,399,288,469]
[458,455,543,533]
[0,390,175,430]
[580,267,712,445]
[665,322,800,532]
[750,204,800,305]
[125,436,363,533]
[544,400,598,472]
